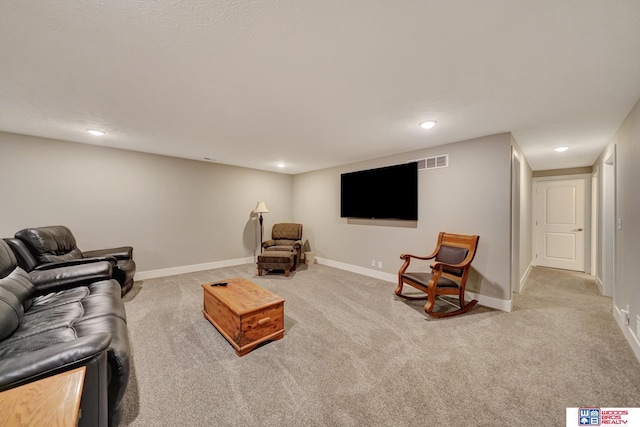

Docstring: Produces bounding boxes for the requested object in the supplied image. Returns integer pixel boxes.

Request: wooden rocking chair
[395,232,480,318]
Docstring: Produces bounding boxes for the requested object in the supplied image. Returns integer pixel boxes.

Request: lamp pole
[254,201,269,253]
[259,212,264,253]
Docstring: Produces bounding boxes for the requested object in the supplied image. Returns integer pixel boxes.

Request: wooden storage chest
[202,277,285,356]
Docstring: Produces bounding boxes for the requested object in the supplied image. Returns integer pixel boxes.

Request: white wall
[595,97,640,360]
[0,132,294,274]
[0,130,520,311]
[293,133,513,308]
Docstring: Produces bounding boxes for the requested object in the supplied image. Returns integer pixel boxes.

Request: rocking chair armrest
[398,253,437,277]
[399,253,436,261]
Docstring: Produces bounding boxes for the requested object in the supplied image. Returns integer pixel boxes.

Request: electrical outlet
[377,261,383,269]
[371,259,376,267]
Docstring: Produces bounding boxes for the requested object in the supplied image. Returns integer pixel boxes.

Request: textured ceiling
[1,1,639,174]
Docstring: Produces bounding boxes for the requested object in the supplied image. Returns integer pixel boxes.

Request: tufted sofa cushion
[15,226,83,264]
[0,288,22,341]
[0,242,30,340]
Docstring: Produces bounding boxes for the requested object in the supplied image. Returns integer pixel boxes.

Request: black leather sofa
[9,225,136,296]
[0,239,131,427]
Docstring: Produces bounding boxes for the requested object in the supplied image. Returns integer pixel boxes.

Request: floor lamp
[254,201,269,253]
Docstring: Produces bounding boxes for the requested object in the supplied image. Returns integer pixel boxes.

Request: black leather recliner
[12,225,136,296]
[0,239,131,427]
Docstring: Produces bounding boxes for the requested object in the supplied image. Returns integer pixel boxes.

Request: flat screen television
[340,162,418,220]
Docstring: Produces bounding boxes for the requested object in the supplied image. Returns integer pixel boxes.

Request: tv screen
[340,162,418,220]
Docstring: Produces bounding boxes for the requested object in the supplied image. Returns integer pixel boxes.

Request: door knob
[578,228,584,231]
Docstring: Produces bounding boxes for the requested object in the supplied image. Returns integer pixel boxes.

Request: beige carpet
[120,264,640,426]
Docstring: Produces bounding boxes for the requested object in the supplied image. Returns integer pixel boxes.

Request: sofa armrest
[83,247,133,261]
[29,261,114,294]
[0,333,111,391]
[33,256,117,271]
[293,240,303,249]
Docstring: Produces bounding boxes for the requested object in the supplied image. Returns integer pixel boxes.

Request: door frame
[511,149,521,294]
[532,174,592,273]
[591,166,598,278]
[600,148,616,298]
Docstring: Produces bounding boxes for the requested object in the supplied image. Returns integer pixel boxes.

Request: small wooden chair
[395,232,480,318]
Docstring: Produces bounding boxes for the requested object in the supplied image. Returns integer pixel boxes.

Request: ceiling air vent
[411,155,448,170]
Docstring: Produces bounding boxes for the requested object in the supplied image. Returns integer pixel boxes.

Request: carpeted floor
[120,264,640,426]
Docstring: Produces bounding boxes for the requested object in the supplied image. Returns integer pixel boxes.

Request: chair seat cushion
[258,251,294,264]
[402,272,459,289]
[274,240,299,247]
[268,245,294,252]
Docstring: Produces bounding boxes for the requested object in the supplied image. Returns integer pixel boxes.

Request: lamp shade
[254,201,270,214]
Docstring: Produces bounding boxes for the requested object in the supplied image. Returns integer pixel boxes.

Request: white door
[536,178,586,271]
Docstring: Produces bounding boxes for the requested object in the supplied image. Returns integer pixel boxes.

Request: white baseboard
[136,256,511,313]
[467,292,512,313]
[613,304,640,363]
[519,263,533,292]
[316,257,511,313]
[135,257,254,280]
[596,276,605,295]
[316,257,397,282]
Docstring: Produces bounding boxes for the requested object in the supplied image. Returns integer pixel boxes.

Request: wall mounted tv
[340,162,418,221]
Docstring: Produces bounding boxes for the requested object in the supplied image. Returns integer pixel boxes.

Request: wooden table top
[202,277,284,316]
[0,366,85,427]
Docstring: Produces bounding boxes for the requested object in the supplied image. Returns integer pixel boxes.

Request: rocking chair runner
[395,232,480,318]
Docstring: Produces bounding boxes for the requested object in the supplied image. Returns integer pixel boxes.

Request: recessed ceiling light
[277,163,285,168]
[554,146,569,152]
[419,120,437,129]
[87,129,105,136]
